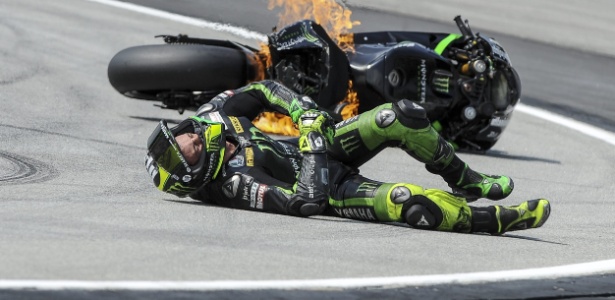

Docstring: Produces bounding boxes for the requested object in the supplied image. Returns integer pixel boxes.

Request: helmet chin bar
[144,116,227,198]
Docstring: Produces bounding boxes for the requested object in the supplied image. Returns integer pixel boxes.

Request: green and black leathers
[189,80,546,234]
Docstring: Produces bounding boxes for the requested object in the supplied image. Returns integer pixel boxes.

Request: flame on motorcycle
[254,0,361,136]
[267,0,359,52]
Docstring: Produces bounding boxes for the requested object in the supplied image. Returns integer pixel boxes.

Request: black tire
[108,44,256,100]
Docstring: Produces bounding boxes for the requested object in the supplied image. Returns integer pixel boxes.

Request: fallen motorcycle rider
[145,80,550,235]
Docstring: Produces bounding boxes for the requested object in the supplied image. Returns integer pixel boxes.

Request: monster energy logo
[249,127,271,142]
[340,136,360,155]
[356,181,379,197]
[277,23,319,51]
[302,23,319,43]
[167,182,193,194]
[418,59,427,103]
[249,127,283,158]
[433,76,450,93]
[302,86,316,95]
[207,136,221,153]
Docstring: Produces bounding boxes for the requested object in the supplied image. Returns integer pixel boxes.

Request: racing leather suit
[190,80,500,233]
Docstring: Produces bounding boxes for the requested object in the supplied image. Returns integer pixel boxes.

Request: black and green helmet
[145,116,226,197]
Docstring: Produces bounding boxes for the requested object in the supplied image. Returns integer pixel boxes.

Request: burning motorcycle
[108,16,521,151]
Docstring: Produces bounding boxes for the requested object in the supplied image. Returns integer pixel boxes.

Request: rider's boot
[427,155,514,201]
[399,189,549,234]
[350,99,513,201]
[470,199,551,235]
[388,99,513,200]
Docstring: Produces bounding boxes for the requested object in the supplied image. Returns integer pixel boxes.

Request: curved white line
[1,259,614,290]
[516,103,615,146]
[66,0,615,291]
[85,0,267,42]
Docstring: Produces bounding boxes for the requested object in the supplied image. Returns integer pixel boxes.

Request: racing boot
[429,155,514,201]
[470,199,551,235]
[353,99,513,201]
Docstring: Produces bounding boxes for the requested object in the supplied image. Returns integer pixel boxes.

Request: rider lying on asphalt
[145,80,550,235]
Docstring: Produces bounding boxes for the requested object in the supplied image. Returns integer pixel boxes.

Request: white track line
[1,259,614,290]
[516,103,615,146]
[85,0,267,42]
[13,0,605,291]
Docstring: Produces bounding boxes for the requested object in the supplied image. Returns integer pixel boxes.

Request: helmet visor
[147,121,191,175]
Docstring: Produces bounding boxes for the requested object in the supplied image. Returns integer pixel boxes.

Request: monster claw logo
[302,24,319,43]
[355,181,379,197]
[339,136,360,155]
[206,134,222,153]
[433,76,450,94]
[249,127,284,158]
[167,182,194,194]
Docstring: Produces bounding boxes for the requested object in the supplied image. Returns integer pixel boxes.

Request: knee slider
[401,195,444,230]
[392,99,430,129]
[298,202,324,217]
[289,196,327,217]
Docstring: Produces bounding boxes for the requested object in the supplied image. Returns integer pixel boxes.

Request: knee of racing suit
[288,194,328,217]
[392,99,455,167]
[366,99,454,166]
[391,99,431,130]
[372,184,472,233]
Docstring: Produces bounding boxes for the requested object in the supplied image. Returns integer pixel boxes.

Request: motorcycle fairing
[353,31,458,50]
[348,39,457,117]
[267,20,349,110]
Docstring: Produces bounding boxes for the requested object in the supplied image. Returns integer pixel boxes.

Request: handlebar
[454,15,474,41]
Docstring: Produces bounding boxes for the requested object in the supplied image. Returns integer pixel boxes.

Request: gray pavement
[349,0,615,57]
[1,0,615,298]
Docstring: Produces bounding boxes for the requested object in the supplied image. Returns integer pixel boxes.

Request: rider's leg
[328,174,550,235]
[330,99,513,200]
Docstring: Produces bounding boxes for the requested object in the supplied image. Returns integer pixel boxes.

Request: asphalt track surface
[0,0,614,299]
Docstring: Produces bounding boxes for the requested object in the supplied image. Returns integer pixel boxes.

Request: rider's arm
[196,80,318,123]
[191,111,334,217]
[198,158,329,217]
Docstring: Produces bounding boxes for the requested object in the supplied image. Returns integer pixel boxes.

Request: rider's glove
[297,110,335,153]
[299,110,335,144]
[289,95,319,124]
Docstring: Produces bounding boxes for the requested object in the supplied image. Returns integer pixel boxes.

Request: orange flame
[340,80,359,119]
[268,0,359,51]
[254,80,359,136]
[253,0,361,136]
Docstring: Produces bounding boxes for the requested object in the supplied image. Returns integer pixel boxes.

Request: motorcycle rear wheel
[108,44,258,100]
